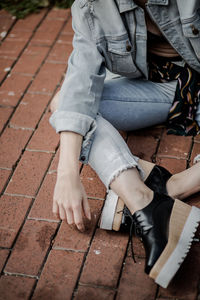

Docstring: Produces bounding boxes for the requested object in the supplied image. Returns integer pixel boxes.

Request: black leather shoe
[120,165,172,232]
[144,165,172,195]
[124,192,174,274]
[123,192,200,288]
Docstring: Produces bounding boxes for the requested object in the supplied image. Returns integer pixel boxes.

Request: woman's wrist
[58,131,83,174]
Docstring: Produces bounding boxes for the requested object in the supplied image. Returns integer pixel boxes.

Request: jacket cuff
[49,110,95,136]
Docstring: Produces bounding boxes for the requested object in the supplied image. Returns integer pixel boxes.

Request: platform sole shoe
[149,199,200,288]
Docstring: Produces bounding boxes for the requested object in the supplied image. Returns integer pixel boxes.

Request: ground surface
[0,7,200,300]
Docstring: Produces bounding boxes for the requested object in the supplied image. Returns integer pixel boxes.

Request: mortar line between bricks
[25,148,55,154]
[28,222,62,300]
[156,154,188,160]
[0,8,51,88]
[27,217,59,223]
[27,91,53,95]
[0,196,35,276]
[197,279,200,300]
[78,282,117,291]
[186,137,195,168]
[0,85,60,196]
[0,45,65,197]
[113,237,130,300]
[4,193,35,199]
[1,148,59,275]
[71,193,107,300]
[52,247,86,253]
[0,167,12,170]
[0,246,11,250]
[154,285,160,300]
[8,124,34,131]
[151,127,165,164]
[0,17,17,44]
[0,7,70,138]
[3,271,38,279]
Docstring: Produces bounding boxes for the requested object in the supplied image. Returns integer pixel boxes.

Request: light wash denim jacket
[50,0,200,163]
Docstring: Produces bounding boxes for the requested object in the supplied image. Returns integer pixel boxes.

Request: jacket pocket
[182,12,200,60]
[107,38,139,75]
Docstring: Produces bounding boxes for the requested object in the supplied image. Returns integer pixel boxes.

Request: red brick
[0,127,32,169]
[0,249,9,272]
[47,8,70,20]
[74,286,115,300]
[5,220,57,275]
[0,73,31,106]
[194,134,200,143]
[157,131,192,159]
[53,199,103,251]
[10,93,50,129]
[155,157,187,174]
[0,11,16,41]
[0,195,32,248]
[80,229,128,287]
[0,57,15,78]
[0,169,11,193]
[0,40,26,59]
[30,31,56,47]
[6,29,32,42]
[158,242,200,300]
[116,257,157,300]
[27,111,59,152]
[48,43,73,63]
[29,173,58,221]
[62,17,73,34]
[32,250,84,300]
[127,235,145,258]
[12,45,49,75]
[13,9,47,32]
[57,33,73,44]
[6,151,52,196]
[189,142,200,167]
[0,275,35,300]
[31,18,64,46]
[28,62,66,94]
[80,165,106,199]
[0,106,13,132]
[49,149,60,172]
[128,127,162,162]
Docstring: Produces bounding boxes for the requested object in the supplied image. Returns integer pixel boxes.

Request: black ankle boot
[124,192,174,274]
[120,165,172,232]
[144,165,172,195]
[124,192,200,288]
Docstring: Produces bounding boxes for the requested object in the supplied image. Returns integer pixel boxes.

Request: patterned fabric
[149,56,200,136]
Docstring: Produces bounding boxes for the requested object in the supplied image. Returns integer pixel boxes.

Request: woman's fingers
[73,204,85,232]
[82,193,91,220]
[65,207,74,225]
[52,200,60,219]
[59,204,67,221]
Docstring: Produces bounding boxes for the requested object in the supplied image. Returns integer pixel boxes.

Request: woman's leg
[87,114,153,214]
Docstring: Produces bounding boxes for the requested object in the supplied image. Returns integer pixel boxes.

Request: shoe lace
[123,206,153,263]
[123,206,142,263]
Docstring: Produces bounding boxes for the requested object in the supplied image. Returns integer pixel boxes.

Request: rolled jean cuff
[98,153,146,192]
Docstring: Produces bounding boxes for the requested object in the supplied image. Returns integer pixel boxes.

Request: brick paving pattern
[0,7,200,300]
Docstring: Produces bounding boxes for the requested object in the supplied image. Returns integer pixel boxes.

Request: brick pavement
[0,7,200,300]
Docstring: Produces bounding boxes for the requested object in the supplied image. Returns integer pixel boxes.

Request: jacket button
[191,25,199,35]
[81,155,86,161]
[126,41,132,52]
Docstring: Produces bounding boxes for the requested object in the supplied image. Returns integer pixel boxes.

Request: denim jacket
[50,0,200,163]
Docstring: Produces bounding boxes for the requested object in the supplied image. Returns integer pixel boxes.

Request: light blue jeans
[87,75,200,190]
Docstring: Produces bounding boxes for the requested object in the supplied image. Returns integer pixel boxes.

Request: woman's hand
[53,170,91,231]
[52,131,91,231]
